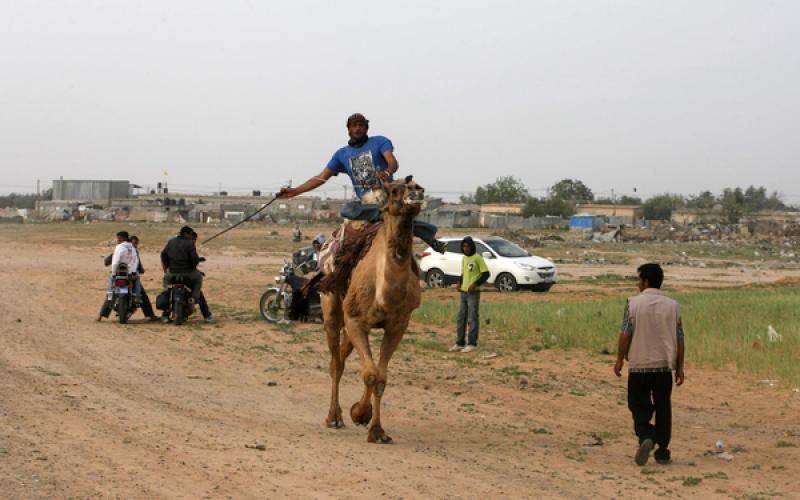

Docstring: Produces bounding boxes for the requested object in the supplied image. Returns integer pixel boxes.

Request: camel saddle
[312,220,419,296]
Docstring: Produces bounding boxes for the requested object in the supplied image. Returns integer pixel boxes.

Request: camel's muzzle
[404,189,425,205]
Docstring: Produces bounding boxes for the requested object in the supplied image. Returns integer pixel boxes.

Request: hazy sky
[1,0,798,203]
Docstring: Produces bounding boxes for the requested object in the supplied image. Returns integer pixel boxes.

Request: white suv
[419,236,558,292]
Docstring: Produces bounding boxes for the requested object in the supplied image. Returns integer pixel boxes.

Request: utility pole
[36,179,40,197]
[108,180,112,209]
[611,188,616,216]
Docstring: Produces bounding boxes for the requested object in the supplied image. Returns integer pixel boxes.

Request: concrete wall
[53,180,131,201]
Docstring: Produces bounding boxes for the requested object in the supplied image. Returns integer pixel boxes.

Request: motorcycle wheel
[260,289,288,323]
[174,290,186,326]
[118,295,129,325]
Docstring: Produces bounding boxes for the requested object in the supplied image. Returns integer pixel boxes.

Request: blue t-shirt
[325,136,394,199]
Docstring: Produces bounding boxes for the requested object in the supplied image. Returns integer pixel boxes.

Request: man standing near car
[277,113,446,253]
[449,236,490,353]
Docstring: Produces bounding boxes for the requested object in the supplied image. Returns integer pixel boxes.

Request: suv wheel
[495,273,518,292]
[426,268,446,288]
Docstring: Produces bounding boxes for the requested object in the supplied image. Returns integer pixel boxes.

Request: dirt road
[1,239,798,499]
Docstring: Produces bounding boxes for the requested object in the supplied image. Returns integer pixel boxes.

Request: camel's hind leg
[323,294,348,429]
[367,318,409,444]
[345,318,378,427]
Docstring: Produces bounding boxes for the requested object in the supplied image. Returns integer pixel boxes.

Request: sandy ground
[1,235,800,499]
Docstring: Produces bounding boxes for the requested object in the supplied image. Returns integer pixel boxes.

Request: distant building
[52,179,132,201]
[575,203,642,226]
[671,208,727,225]
[479,203,525,215]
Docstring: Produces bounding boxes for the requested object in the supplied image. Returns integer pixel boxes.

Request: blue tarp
[569,214,602,230]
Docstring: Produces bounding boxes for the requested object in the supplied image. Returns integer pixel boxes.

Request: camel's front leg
[345,317,378,427]
[323,296,347,429]
[368,319,409,444]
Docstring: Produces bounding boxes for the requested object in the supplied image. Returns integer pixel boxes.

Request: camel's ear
[404,175,413,184]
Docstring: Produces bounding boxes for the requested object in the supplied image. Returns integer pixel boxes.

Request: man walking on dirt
[277,113,445,252]
[614,263,685,466]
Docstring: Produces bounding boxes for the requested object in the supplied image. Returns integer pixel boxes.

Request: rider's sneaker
[161,315,171,324]
[461,345,477,353]
[431,240,447,254]
[204,315,215,323]
[448,344,465,352]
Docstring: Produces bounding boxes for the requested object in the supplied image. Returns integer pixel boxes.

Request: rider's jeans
[341,200,439,248]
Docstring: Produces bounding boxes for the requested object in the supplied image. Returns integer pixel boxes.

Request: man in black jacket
[161,226,203,302]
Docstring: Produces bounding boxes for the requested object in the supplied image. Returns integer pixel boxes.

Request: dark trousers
[341,201,439,248]
[197,292,211,319]
[456,291,480,346]
[163,270,203,301]
[628,371,673,458]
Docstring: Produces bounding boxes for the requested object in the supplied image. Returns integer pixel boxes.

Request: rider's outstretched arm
[279,168,333,198]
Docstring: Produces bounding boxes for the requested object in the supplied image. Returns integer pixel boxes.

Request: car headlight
[515,262,536,271]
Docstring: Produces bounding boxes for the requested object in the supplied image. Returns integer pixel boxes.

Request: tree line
[0,189,53,210]
[459,177,790,221]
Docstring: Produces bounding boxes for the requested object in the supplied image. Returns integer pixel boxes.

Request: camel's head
[383,175,425,217]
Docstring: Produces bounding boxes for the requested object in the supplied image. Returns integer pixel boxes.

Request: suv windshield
[485,238,529,258]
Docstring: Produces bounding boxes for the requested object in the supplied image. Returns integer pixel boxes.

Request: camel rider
[277,113,446,253]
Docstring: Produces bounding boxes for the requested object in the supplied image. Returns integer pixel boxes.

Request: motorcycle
[259,257,321,323]
[109,263,139,324]
[158,257,208,325]
[162,274,196,325]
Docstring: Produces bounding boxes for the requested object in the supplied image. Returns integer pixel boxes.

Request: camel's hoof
[367,429,393,444]
[367,374,377,387]
[350,402,372,426]
[374,381,386,397]
[326,418,345,429]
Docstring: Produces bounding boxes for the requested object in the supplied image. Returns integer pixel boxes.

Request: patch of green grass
[455,356,479,368]
[776,440,797,448]
[402,337,448,352]
[682,476,702,487]
[583,273,627,282]
[413,286,800,383]
[494,365,530,378]
[529,427,551,434]
[703,472,728,480]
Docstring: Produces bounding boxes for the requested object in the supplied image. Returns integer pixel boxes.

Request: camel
[321,177,424,443]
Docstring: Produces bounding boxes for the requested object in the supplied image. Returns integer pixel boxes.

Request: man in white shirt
[111,231,138,275]
[97,231,142,321]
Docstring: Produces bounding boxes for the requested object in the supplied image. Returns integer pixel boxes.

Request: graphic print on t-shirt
[349,150,379,190]
[468,262,476,272]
